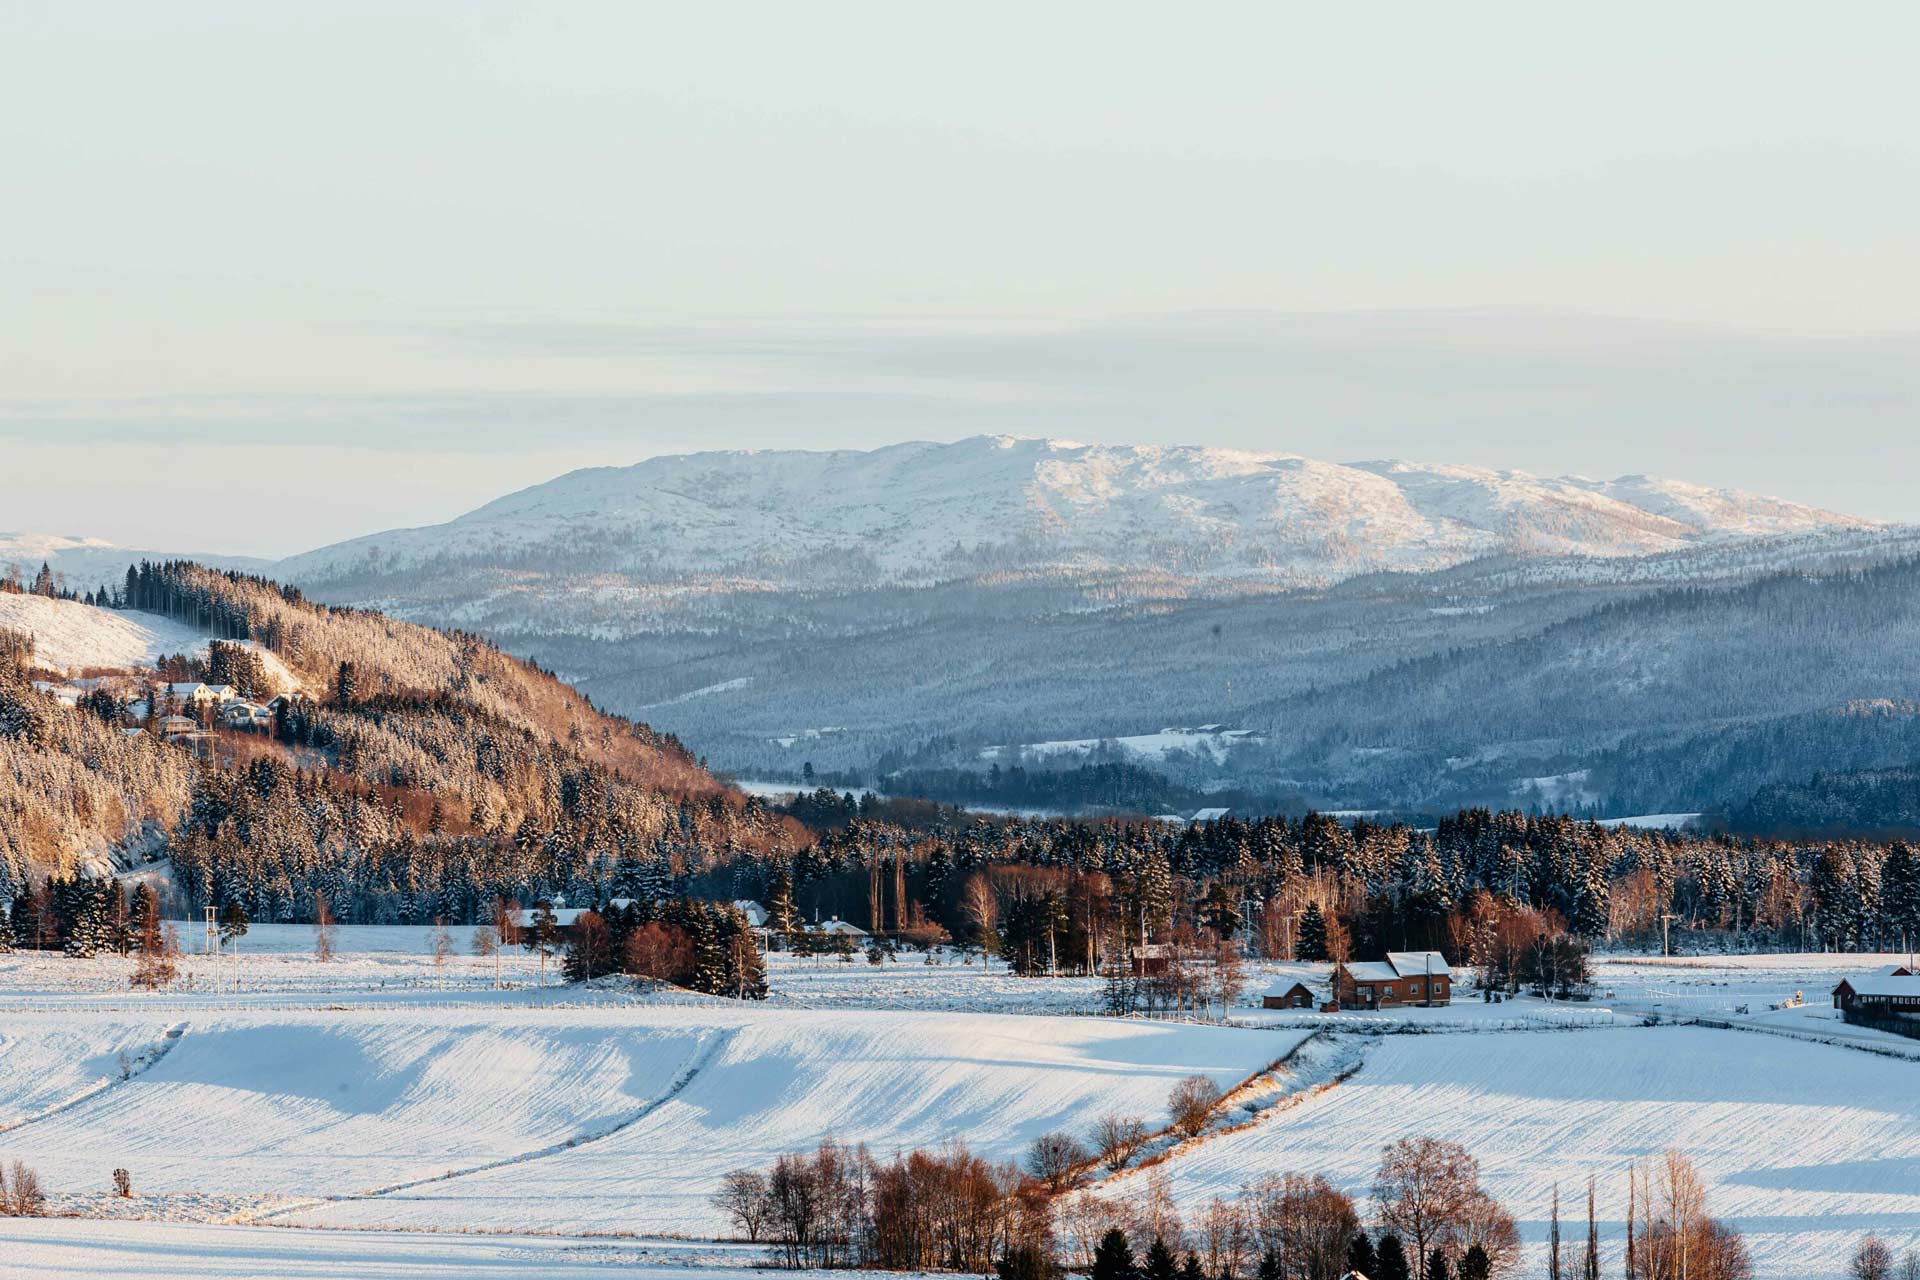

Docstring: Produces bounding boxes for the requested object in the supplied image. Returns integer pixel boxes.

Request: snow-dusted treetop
[281,435,1871,587]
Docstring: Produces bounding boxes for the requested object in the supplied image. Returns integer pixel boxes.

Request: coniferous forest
[5,563,1920,996]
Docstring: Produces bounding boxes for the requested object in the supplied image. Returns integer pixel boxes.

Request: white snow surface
[3,939,1915,1279]
[280,436,1869,588]
[0,593,215,673]
[1108,1024,1920,1280]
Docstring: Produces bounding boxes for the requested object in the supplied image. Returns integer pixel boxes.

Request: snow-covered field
[1108,1024,1920,1279]
[1,932,1914,1279]
[0,592,213,673]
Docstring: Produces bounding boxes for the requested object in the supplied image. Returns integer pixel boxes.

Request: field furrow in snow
[0,1015,183,1129]
[285,1010,1300,1235]
[2,1009,715,1205]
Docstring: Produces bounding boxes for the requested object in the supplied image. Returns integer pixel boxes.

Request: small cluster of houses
[1261,951,1454,1012]
[28,674,303,746]
[129,685,299,742]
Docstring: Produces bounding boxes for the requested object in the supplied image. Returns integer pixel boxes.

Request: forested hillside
[1733,765,1920,837]
[0,564,796,922]
[1238,556,1920,812]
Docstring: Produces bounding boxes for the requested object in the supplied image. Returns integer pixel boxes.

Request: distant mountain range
[278,435,1867,590]
[18,436,1920,818]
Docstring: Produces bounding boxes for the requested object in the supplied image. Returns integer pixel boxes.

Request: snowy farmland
[1104,1025,1920,1280]
[0,934,1915,1278]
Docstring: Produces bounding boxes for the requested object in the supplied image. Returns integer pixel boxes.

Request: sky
[3,2,1919,556]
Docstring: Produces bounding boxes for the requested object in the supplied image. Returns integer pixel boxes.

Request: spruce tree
[1179,1255,1204,1280]
[1458,1245,1492,1280]
[1347,1232,1378,1279]
[0,900,13,953]
[1296,900,1329,961]
[765,868,798,947]
[1144,1237,1177,1280]
[1256,1249,1282,1280]
[1091,1229,1139,1280]
[1374,1234,1411,1280]
[1427,1250,1452,1280]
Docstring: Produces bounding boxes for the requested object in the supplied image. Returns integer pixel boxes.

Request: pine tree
[1091,1229,1139,1280]
[334,660,359,708]
[1296,900,1329,961]
[1458,1245,1491,1280]
[1256,1249,1282,1280]
[1179,1254,1204,1280]
[1427,1251,1453,1280]
[765,868,798,947]
[0,900,13,953]
[219,899,251,947]
[1347,1232,1379,1278]
[1882,842,1920,954]
[1144,1237,1177,1280]
[1375,1234,1411,1280]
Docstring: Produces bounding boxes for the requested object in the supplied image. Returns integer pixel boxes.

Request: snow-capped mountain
[280,436,1868,589]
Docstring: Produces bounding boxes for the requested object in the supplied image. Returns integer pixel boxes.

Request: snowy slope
[0,593,214,672]
[1113,1025,1920,1280]
[0,1004,1295,1234]
[280,436,1869,589]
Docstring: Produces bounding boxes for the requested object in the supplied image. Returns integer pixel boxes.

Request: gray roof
[1387,951,1452,977]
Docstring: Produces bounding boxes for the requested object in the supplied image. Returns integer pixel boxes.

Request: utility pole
[1660,911,1677,958]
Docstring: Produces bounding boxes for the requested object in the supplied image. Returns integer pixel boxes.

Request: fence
[1843,1005,1920,1041]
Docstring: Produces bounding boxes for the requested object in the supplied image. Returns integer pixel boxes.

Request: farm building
[1262,980,1318,1009]
[1332,951,1452,1008]
[1832,967,1920,1013]
[1129,942,1171,976]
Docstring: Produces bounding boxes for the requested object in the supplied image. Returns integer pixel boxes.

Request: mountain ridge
[277,435,1873,590]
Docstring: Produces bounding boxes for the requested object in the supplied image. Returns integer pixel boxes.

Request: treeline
[882,761,1243,818]
[715,1133,1758,1280]
[717,807,1920,982]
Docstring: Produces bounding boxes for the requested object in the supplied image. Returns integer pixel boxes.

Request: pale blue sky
[3,2,1918,553]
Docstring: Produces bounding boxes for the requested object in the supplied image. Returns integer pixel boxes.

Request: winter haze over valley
[6,6,1920,1280]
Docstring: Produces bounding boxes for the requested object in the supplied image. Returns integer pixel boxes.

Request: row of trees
[718,801,1920,995]
[713,1134,1767,1280]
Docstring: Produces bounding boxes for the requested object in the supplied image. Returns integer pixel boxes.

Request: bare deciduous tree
[1374,1136,1482,1280]
[1024,1129,1090,1193]
[1091,1114,1149,1172]
[313,893,336,962]
[1168,1075,1223,1140]
[1,1161,45,1216]
[712,1168,773,1242]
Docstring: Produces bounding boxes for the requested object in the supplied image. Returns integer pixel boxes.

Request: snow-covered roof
[1264,979,1316,997]
[1840,973,1920,998]
[1387,951,1451,978]
[1189,807,1231,823]
[511,906,587,929]
[732,899,768,926]
[814,917,868,936]
[1346,962,1399,984]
